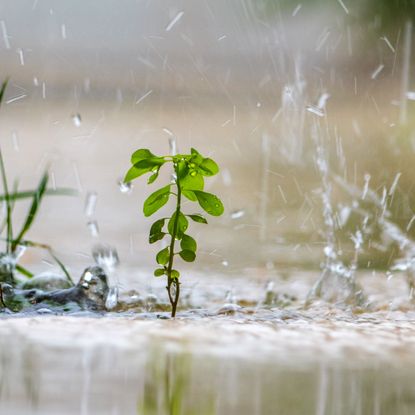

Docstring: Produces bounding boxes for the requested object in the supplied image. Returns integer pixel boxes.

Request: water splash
[92,245,119,274]
[307,122,365,306]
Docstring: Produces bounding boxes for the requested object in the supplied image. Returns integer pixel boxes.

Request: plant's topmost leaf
[143,185,171,217]
[131,148,155,164]
[189,148,204,165]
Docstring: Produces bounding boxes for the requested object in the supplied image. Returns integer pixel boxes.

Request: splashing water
[92,245,120,274]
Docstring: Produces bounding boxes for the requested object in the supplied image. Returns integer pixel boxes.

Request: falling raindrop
[230,209,245,220]
[84,192,97,217]
[87,221,99,237]
[118,180,132,194]
[72,113,82,127]
[306,105,325,117]
[169,137,177,156]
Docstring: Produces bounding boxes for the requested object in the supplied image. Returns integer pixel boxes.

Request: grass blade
[0,79,12,252]
[0,187,77,202]
[12,171,49,250]
[15,264,34,278]
[0,78,8,108]
[0,148,12,253]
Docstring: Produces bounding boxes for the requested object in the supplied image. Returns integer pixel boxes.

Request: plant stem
[166,163,181,317]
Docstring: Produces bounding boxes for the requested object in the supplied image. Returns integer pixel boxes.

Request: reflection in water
[1,312,415,415]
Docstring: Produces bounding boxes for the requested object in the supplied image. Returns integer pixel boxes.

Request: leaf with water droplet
[180,168,204,193]
[156,247,169,266]
[143,185,171,217]
[193,191,224,216]
[179,250,196,262]
[180,234,197,252]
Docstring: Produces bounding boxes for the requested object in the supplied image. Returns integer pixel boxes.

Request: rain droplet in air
[87,221,99,237]
[230,209,245,219]
[72,113,82,127]
[84,192,97,217]
[118,180,132,194]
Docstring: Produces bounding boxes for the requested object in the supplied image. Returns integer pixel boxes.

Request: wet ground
[2,270,415,414]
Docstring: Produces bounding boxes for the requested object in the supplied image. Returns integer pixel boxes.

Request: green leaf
[124,164,152,182]
[156,247,169,266]
[187,214,208,224]
[180,170,204,192]
[168,212,188,239]
[149,218,166,243]
[190,148,204,165]
[182,190,197,201]
[131,148,155,164]
[134,157,165,170]
[147,171,159,184]
[193,191,224,216]
[179,250,196,262]
[180,234,197,252]
[13,171,49,250]
[15,264,34,278]
[199,158,219,176]
[143,185,171,217]
[154,268,165,277]
[171,269,180,280]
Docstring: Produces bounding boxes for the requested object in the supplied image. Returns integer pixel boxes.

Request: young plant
[125,147,224,317]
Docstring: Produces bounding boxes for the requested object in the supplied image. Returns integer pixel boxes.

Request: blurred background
[0,0,414,278]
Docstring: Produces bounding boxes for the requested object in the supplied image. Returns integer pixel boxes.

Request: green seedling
[125,147,224,317]
[0,79,75,285]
